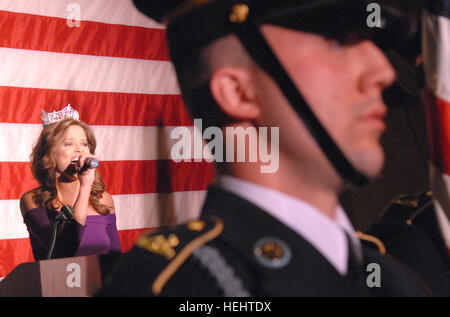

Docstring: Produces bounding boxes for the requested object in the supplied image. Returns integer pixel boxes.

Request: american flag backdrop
[422,0,450,253]
[0,0,214,279]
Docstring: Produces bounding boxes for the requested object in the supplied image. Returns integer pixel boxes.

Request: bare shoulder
[100,191,116,214]
[20,189,40,217]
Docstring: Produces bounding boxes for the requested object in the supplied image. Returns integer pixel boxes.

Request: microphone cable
[47,205,74,259]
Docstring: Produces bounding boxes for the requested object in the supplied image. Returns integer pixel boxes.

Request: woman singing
[20,106,121,260]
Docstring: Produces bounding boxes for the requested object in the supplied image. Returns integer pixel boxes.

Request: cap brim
[257,0,414,48]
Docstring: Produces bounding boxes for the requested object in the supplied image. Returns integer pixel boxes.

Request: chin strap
[230,20,369,187]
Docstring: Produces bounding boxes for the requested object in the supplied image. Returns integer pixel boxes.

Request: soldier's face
[255,25,395,183]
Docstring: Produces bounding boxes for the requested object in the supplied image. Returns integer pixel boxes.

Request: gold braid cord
[356,231,387,255]
[152,218,224,295]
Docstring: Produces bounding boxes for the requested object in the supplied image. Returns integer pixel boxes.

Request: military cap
[133,0,415,63]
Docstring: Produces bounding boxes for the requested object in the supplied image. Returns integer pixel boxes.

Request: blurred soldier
[368,190,450,296]
[97,0,431,296]
[365,0,450,296]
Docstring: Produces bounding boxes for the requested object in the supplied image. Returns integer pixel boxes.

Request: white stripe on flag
[0,0,165,29]
[423,12,450,102]
[428,164,450,249]
[0,190,205,240]
[0,47,179,94]
[115,191,206,230]
[0,124,210,162]
[0,199,28,240]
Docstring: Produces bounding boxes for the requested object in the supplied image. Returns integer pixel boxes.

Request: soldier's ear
[209,67,260,120]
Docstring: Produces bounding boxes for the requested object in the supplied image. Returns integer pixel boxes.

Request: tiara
[41,104,80,126]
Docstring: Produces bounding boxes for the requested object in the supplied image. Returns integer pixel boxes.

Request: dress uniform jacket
[97,185,431,297]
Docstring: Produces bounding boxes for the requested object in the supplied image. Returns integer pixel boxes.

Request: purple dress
[23,208,122,260]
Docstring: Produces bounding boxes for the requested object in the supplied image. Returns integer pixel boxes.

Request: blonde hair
[30,118,110,215]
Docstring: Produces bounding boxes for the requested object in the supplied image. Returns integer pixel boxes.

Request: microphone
[84,158,100,169]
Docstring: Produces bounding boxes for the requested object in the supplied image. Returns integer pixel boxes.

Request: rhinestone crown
[41,104,79,126]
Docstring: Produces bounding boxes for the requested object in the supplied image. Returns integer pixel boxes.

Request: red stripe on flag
[0,162,38,200]
[0,238,34,277]
[0,10,170,61]
[424,89,450,175]
[0,86,192,126]
[0,160,215,199]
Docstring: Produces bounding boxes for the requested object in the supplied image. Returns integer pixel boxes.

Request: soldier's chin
[353,148,385,180]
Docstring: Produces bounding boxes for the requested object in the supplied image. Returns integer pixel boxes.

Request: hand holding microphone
[75,155,99,188]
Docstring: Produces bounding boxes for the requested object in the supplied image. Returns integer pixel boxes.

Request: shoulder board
[135,218,222,260]
[379,190,433,225]
[134,217,224,295]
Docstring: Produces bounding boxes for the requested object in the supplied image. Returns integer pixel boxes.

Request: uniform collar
[217,175,362,275]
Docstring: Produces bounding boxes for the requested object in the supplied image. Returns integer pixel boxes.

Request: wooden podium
[0,255,102,297]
